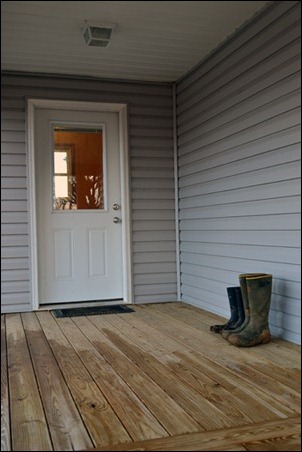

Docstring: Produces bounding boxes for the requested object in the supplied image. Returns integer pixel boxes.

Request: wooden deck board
[81,416,301,451]
[6,314,52,451]
[134,305,301,414]
[36,311,132,448]
[1,316,11,452]
[1,302,301,451]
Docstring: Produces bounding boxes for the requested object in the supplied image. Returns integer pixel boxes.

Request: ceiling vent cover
[82,21,115,47]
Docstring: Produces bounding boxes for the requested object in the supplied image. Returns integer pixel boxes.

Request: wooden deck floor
[1,302,301,451]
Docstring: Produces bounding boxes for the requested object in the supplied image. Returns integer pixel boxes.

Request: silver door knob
[113,203,120,210]
[113,217,120,224]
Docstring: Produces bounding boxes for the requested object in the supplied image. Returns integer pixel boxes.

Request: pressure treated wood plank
[21,313,93,451]
[72,315,200,437]
[81,416,301,451]
[244,436,301,451]
[153,303,301,390]
[139,304,301,408]
[110,312,287,423]
[36,311,131,449]
[6,314,53,451]
[1,316,11,452]
[93,317,237,431]
[134,305,300,416]
[57,316,170,442]
[159,302,302,389]
[165,302,301,369]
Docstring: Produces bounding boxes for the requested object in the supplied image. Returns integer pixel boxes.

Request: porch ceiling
[1,1,270,82]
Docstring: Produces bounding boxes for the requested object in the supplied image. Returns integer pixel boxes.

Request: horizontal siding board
[1,75,176,310]
[1,154,27,166]
[1,142,26,154]
[1,166,27,178]
[1,178,27,189]
[180,252,301,283]
[1,269,30,282]
[178,100,301,156]
[132,210,175,221]
[134,284,177,296]
[1,212,28,223]
[1,258,30,270]
[179,179,301,208]
[1,188,28,201]
[133,231,176,242]
[135,273,177,285]
[179,163,301,197]
[1,131,25,142]
[180,230,301,248]
[1,223,28,235]
[133,242,176,253]
[180,242,300,265]
[1,110,25,120]
[178,108,301,161]
[178,74,301,145]
[179,144,301,185]
[1,246,29,259]
[1,119,25,131]
[179,125,301,171]
[132,200,174,211]
[132,220,175,231]
[178,50,301,131]
[179,196,301,220]
[133,252,176,264]
[1,235,29,247]
[132,189,175,200]
[180,214,301,232]
[133,262,177,274]
[1,281,30,293]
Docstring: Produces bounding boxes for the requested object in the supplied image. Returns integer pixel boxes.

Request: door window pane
[53,127,104,210]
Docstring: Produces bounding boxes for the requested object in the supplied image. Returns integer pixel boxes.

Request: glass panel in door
[53,127,104,210]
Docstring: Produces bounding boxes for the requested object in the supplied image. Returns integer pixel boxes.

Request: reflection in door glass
[53,127,104,210]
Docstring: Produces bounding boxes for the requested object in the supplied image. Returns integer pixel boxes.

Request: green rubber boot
[222,273,266,340]
[228,274,272,347]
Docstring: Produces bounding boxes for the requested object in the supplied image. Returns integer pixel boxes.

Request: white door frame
[27,99,132,310]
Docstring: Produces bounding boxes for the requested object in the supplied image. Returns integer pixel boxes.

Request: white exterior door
[35,108,123,304]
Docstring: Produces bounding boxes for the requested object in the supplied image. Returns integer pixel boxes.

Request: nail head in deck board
[6,314,52,451]
[21,313,94,451]
[36,311,132,448]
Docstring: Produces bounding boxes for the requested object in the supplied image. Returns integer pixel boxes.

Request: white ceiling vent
[82,21,116,47]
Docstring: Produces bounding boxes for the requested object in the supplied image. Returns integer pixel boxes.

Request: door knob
[113,217,120,224]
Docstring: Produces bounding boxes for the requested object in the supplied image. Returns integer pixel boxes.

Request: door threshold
[37,299,129,311]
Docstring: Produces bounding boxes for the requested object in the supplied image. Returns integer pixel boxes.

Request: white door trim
[27,99,132,310]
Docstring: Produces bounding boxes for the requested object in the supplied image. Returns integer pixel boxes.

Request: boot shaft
[246,274,272,324]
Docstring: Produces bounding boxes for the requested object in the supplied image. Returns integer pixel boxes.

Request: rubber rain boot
[228,274,272,347]
[210,287,239,334]
[222,273,266,340]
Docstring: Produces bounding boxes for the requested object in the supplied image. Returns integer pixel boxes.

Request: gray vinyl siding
[1,75,177,312]
[176,1,301,344]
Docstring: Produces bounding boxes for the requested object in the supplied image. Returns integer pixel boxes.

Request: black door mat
[52,305,134,318]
